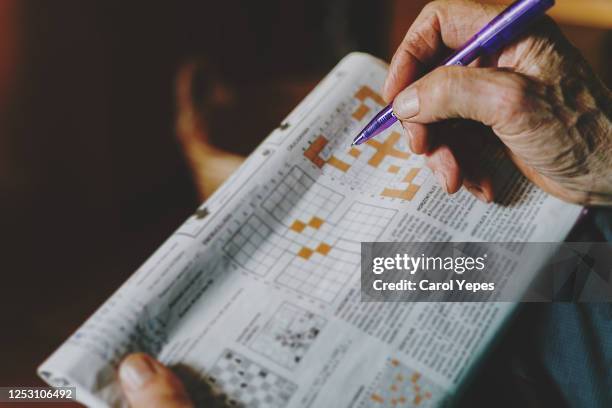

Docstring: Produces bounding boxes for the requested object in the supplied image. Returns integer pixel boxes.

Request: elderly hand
[385,0,612,205]
[119,353,194,408]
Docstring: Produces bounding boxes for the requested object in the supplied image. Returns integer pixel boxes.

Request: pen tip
[352,134,364,146]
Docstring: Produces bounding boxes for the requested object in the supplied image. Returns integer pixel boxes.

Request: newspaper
[39,53,583,407]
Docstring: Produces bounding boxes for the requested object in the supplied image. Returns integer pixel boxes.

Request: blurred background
[0,0,610,404]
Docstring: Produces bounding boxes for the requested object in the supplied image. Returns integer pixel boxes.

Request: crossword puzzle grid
[262,166,343,226]
[335,202,396,243]
[276,246,357,303]
[223,166,345,280]
[249,302,327,369]
[224,215,279,276]
[275,202,396,303]
[222,211,355,291]
[223,164,397,302]
[208,349,297,408]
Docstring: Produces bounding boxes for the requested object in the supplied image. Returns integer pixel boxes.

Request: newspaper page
[38,53,583,407]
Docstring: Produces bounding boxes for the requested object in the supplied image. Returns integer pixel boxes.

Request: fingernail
[119,355,155,390]
[434,171,448,192]
[466,184,487,203]
[393,86,419,119]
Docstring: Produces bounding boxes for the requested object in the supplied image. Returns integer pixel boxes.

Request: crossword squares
[354,85,386,106]
[404,168,420,183]
[262,166,343,225]
[290,220,306,233]
[247,303,327,370]
[308,216,324,229]
[295,242,333,259]
[297,247,313,259]
[226,194,396,299]
[226,200,354,286]
[315,243,331,255]
[319,129,426,202]
[387,165,401,174]
[352,104,371,120]
[275,202,396,303]
[335,202,396,243]
[301,83,428,202]
[209,349,297,408]
[275,249,358,303]
[327,156,351,172]
[349,148,361,158]
[290,216,324,233]
[223,215,276,276]
[365,132,410,167]
[303,135,327,168]
[303,134,351,173]
[381,183,420,200]
[226,162,398,302]
[302,85,427,203]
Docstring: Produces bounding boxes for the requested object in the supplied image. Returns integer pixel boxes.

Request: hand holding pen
[356,0,612,205]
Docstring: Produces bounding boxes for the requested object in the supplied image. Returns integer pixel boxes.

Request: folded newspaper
[39,53,583,407]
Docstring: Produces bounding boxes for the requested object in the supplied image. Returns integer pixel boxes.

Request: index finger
[383,0,503,102]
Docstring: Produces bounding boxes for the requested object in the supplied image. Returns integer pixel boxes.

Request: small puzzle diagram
[363,358,441,407]
[247,302,326,369]
[208,349,297,408]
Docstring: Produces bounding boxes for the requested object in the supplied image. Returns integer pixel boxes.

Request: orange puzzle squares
[381,183,420,201]
[315,243,331,255]
[387,165,400,174]
[365,132,410,168]
[308,216,324,229]
[355,85,385,106]
[352,104,370,120]
[297,247,313,259]
[371,394,384,404]
[303,135,328,168]
[290,220,306,233]
[327,156,350,172]
[403,168,420,183]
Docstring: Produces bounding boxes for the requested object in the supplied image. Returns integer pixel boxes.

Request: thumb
[119,353,194,408]
[392,66,535,132]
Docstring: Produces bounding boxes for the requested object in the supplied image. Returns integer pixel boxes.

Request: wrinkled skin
[386,0,612,205]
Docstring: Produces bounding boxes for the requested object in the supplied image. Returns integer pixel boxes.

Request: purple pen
[352,0,555,145]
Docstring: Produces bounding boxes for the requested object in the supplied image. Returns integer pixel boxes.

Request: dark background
[0,1,610,406]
